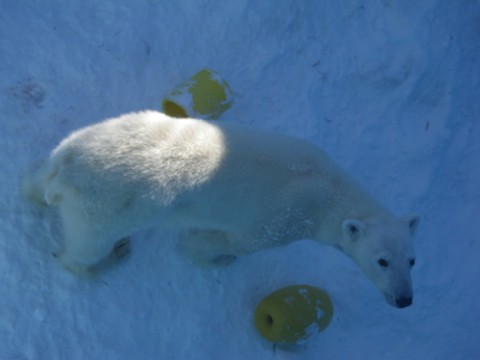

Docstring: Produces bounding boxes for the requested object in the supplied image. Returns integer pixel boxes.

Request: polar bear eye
[378,259,389,268]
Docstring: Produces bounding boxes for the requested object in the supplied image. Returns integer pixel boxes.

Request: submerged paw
[209,254,237,266]
[113,237,131,260]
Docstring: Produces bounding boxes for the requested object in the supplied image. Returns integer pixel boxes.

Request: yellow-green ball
[254,285,333,345]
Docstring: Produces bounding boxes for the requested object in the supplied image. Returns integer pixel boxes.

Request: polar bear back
[49,111,332,200]
[43,111,383,238]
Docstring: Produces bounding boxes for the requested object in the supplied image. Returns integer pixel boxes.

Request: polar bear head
[340,214,419,308]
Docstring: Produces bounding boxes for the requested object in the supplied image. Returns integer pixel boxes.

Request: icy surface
[1,1,479,359]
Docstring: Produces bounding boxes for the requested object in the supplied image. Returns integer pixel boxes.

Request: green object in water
[162,68,233,120]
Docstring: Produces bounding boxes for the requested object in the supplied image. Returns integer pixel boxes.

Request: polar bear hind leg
[85,237,131,276]
[57,202,131,278]
[178,229,237,267]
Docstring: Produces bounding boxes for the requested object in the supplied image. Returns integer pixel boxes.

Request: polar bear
[22,110,419,308]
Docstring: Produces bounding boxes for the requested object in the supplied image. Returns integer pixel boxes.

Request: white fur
[23,111,419,307]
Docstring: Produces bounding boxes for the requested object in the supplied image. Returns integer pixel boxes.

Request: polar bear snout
[385,290,413,308]
[395,296,412,308]
[384,283,413,308]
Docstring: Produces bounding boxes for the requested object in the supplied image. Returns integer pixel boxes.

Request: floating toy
[162,68,233,119]
[254,285,333,345]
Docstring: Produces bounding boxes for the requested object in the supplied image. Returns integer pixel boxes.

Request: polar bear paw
[56,237,132,278]
[55,252,98,278]
[178,229,237,267]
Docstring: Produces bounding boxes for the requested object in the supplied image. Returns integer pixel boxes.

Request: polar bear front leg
[178,229,237,267]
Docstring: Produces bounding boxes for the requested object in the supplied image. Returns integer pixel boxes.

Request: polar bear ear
[404,214,420,237]
[342,219,367,243]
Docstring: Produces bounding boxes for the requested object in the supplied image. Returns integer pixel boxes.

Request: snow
[1,0,479,359]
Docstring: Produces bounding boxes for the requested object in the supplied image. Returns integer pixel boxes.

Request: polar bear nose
[395,296,412,308]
